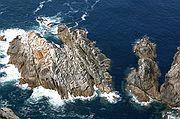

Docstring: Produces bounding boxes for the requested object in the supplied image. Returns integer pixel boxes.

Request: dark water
[0,0,180,119]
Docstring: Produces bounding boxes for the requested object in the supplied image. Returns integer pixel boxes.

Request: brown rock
[126,36,161,102]
[7,24,113,99]
[160,47,180,107]
[0,35,6,41]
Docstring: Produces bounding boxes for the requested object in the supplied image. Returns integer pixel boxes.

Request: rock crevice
[126,36,180,108]
[7,25,112,99]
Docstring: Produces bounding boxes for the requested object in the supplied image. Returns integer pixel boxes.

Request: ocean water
[0,0,180,119]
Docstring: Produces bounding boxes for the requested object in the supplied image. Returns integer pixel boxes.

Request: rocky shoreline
[126,36,180,116]
[7,24,112,99]
[0,24,179,118]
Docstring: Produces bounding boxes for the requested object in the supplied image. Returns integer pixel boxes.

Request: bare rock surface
[0,35,6,41]
[127,36,161,102]
[160,47,180,107]
[0,108,19,119]
[7,25,112,99]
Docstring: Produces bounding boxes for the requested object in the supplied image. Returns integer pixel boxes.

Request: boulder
[0,35,6,41]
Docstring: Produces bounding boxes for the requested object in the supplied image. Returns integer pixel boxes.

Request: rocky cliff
[7,24,112,99]
[127,36,180,108]
[127,36,161,102]
[160,47,180,107]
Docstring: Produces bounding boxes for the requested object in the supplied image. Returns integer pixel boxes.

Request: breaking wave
[0,29,25,83]
[33,0,53,14]
[26,85,121,107]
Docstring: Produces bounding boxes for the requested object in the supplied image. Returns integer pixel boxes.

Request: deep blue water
[0,0,180,119]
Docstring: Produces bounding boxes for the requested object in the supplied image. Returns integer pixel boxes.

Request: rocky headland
[7,24,112,99]
[126,36,180,114]
[161,47,180,107]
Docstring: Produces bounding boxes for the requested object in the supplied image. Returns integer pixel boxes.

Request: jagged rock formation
[0,108,19,119]
[160,47,180,107]
[0,35,6,41]
[7,24,112,99]
[127,36,161,102]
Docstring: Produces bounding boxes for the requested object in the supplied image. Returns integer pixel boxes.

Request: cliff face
[127,36,161,102]
[7,25,112,99]
[127,36,180,108]
[160,47,180,107]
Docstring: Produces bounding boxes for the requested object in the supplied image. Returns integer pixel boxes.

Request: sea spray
[0,29,25,83]
[128,90,153,106]
[26,85,121,107]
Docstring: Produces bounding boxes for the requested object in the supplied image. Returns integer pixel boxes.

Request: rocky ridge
[127,36,161,102]
[161,47,180,107]
[7,24,112,99]
[127,36,180,108]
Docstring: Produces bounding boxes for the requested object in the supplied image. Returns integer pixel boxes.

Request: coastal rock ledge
[7,25,112,99]
[127,36,180,108]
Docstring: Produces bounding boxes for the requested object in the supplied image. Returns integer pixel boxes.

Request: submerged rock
[127,36,161,102]
[7,25,112,99]
[161,47,180,107]
[0,108,19,119]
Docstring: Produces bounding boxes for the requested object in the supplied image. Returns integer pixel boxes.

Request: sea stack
[126,36,161,102]
[160,47,180,107]
[7,24,112,99]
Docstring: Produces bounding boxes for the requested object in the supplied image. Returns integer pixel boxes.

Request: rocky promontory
[7,24,112,99]
[161,47,180,107]
[126,36,180,109]
[127,36,161,102]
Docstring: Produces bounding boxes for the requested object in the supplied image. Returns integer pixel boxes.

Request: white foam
[0,28,25,83]
[128,91,153,106]
[81,12,87,21]
[16,83,31,90]
[27,85,121,107]
[34,14,62,35]
[33,0,53,14]
[162,110,180,119]
[94,85,121,104]
[99,91,121,104]
[28,86,65,107]
[28,86,98,107]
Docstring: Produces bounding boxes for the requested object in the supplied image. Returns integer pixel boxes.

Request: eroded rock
[0,35,6,41]
[0,108,19,119]
[7,25,112,99]
[127,36,161,102]
[160,47,180,107]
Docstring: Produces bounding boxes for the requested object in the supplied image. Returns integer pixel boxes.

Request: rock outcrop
[160,47,180,107]
[7,24,112,99]
[0,108,19,119]
[0,35,6,41]
[127,36,161,102]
